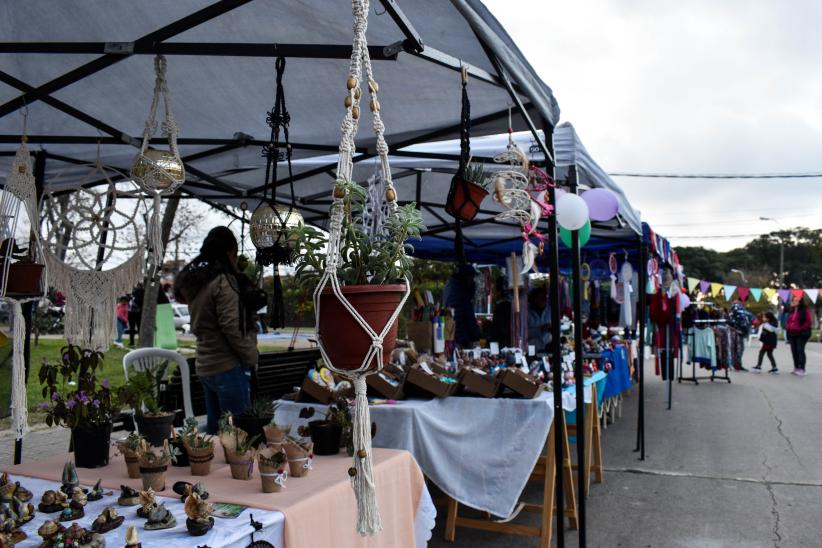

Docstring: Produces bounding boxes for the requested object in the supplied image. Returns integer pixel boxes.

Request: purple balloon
[581,188,619,222]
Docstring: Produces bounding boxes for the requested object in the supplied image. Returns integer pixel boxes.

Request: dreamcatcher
[0,125,46,440]
[492,109,555,274]
[42,159,145,352]
[249,57,303,330]
[130,54,185,278]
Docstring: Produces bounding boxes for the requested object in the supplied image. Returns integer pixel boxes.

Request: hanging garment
[689,327,717,369]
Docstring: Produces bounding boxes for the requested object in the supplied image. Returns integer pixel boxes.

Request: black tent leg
[637,242,647,460]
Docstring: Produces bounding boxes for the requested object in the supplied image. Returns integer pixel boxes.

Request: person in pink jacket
[785,295,813,376]
[115,296,129,343]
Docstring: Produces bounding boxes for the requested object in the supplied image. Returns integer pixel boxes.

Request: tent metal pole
[569,165,586,547]
[636,238,647,459]
[543,121,565,547]
[376,0,424,52]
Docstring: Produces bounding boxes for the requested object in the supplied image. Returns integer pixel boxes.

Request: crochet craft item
[130,54,185,277]
[40,171,144,351]
[312,0,411,535]
[0,131,46,441]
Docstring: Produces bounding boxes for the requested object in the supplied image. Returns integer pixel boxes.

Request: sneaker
[768,368,779,375]
[791,369,801,376]
[753,366,762,373]
[738,366,749,372]
[798,369,807,377]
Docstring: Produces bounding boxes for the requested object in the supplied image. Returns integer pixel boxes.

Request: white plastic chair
[122,347,194,420]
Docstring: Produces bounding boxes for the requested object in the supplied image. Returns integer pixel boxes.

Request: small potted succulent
[137,439,173,492]
[299,399,353,456]
[226,428,259,481]
[232,398,276,449]
[0,238,45,296]
[181,418,214,476]
[257,446,288,493]
[289,177,424,371]
[445,159,492,222]
[39,346,117,468]
[217,411,235,463]
[283,432,314,478]
[115,432,145,479]
[262,403,291,446]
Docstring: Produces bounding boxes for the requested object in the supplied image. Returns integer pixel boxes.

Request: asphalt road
[428,341,822,548]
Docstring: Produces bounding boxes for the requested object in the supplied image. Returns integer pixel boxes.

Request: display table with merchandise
[7,445,435,547]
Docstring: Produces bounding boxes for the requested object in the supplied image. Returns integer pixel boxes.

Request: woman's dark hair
[765,311,777,325]
[198,226,238,269]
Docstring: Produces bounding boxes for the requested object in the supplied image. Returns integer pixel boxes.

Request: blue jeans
[199,367,251,434]
[116,319,127,342]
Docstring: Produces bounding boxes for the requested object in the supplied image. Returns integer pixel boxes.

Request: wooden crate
[459,368,501,398]
[497,368,543,399]
[403,366,460,398]
[366,369,405,400]
[297,374,336,404]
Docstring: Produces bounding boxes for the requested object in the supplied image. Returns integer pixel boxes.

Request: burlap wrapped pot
[184,444,214,476]
[283,439,313,478]
[139,465,167,492]
[263,424,291,445]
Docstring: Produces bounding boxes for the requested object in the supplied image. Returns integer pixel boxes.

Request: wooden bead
[351,106,360,120]
[368,79,379,93]
[346,77,357,90]
[385,188,396,202]
[354,87,361,100]
[357,449,367,459]
[344,96,353,108]
[334,185,346,199]
[348,467,358,477]
[369,98,380,112]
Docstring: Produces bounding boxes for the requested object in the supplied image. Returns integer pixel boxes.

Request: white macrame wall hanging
[312,0,410,535]
[130,54,185,277]
[41,166,144,352]
[0,133,47,441]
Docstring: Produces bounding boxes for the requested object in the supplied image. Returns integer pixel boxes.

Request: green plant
[289,177,425,288]
[240,398,276,419]
[463,160,492,189]
[299,398,352,429]
[119,431,145,452]
[117,363,171,416]
[180,417,212,449]
[217,411,233,434]
[234,429,260,454]
[38,345,117,428]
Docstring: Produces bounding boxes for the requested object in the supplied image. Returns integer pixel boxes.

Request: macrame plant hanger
[250,57,300,330]
[130,54,185,280]
[0,112,47,441]
[444,66,474,263]
[313,0,410,535]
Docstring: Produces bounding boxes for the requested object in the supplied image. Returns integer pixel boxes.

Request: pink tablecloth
[8,443,427,548]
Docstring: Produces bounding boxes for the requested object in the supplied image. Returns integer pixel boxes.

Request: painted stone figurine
[184,492,214,536]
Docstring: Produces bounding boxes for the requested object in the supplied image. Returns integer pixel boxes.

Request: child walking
[754,312,779,374]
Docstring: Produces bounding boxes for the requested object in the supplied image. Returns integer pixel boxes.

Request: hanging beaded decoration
[313,0,411,535]
[130,55,185,277]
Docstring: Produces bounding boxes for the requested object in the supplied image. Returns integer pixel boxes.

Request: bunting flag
[723,285,737,300]
[710,282,723,298]
[749,288,762,302]
[777,289,790,302]
[699,280,710,294]
[763,288,777,302]
[805,288,819,304]
[687,277,700,293]
[791,288,805,302]
[737,287,750,302]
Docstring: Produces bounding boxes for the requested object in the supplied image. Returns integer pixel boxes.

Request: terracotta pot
[318,284,405,370]
[4,262,44,296]
[445,175,488,222]
[228,456,255,481]
[123,453,141,479]
[185,445,214,476]
[139,465,167,491]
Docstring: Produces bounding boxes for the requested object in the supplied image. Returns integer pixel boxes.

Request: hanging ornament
[249,57,303,330]
[0,123,47,441]
[131,54,185,277]
[42,160,145,352]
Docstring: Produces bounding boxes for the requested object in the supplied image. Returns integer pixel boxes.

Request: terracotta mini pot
[318,284,405,370]
[123,454,141,479]
[445,176,488,222]
[228,457,255,481]
[185,445,214,477]
[139,465,167,492]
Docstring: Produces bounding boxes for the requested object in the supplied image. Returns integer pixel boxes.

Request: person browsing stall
[527,286,552,352]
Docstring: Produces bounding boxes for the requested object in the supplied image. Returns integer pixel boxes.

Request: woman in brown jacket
[175,227,258,434]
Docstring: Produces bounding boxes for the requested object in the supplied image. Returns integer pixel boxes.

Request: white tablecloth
[277,395,554,518]
[10,475,283,547]
[9,474,436,548]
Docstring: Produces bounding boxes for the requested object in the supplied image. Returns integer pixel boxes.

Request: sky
[484,0,822,251]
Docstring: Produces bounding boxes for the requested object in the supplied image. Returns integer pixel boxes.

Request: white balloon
[556,193,589,231]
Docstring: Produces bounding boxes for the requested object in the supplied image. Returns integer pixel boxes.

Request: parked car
[172,303,190,333]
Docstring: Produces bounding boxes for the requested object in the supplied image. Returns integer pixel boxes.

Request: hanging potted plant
[289,178,424,370]
[39,346,118,468]
[0,239,45,296]
[257,446,288,493]
[226,428,259,481]
[137,439,173,492]
[181,418,214,477]
[231,399,276,450]
[445,160,492,222]
[115,432,145,479]
[117,363,175,447]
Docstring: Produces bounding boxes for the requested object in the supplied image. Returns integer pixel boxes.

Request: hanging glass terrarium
[250,202,302,265]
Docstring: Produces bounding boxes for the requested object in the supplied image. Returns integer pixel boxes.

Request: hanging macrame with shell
[41,164,144,352]
[0,129,47,440]
[130,54,185,278]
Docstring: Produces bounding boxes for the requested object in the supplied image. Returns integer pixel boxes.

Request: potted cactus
[115,432,145,479]
[180,418,214,476]
[445,159,492,222]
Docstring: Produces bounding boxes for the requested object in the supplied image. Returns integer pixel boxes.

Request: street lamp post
[760,217,784,287]
[730,268,747,284]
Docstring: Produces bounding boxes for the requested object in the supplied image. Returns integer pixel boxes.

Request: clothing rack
[680,319,732,384]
